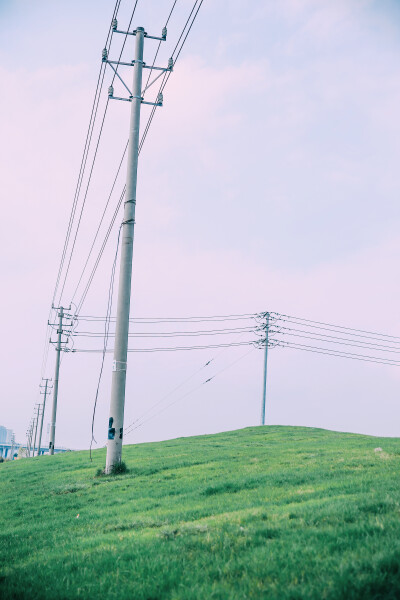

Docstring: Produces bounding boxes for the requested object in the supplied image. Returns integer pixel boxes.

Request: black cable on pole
[89,225,122,461]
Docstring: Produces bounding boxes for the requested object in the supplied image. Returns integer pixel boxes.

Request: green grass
[1,425,400,599]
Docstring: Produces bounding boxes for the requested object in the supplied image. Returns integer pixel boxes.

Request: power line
[138,0,204,153]
[142,0,178,98]
[274,312,400,342]
[56,1,140,307]
[70,1,206,315]
[76,313,256,323]
[75,186,126,314]
[73,326,257,338]
[51,0,122,307]
[73,340,255,353]
[125,346,255,437]
[280,341,400,366]
[270,327,400,354]
[124,357,212,434]
[70,140,129,304]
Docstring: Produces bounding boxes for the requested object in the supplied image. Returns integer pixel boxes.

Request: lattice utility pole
[38,378,52,456]
[103,20,172,473]
[261,312,270,426]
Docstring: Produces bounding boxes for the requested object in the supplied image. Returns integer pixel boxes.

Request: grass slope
[1,426,400,599]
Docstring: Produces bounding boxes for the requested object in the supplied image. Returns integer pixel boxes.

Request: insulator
[108,85,114,98]
[157,92,163,105]
[112,18,118,31]
[162,26,167,39]
[168,57,174,70]
[102,48,108,62]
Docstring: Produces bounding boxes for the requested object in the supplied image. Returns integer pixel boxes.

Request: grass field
[1,425,400,599]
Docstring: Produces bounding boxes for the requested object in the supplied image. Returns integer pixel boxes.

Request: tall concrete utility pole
[32,404,40,457]
[261,312,270,426]
[49,307,64,455]
[104,23,169,473]
[38,378,52,456]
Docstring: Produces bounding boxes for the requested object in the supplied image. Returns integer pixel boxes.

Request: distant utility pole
[49,306,70,455]
[38,378,52,456]
[27,421,34,457]
[103,22,171,473]
[32,404,40,457]
[10,434,15,460]
[261,312,270,426]
[25,429,30,457]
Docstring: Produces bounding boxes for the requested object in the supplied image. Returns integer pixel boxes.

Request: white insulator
[108,85,114,98]
[162,26,167,39]
[157,92,163,105]
[102,48,108,62]
[168,57,173,70]
[112,18,118,31]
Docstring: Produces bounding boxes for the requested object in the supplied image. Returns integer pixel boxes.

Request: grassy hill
[1,426,400,599]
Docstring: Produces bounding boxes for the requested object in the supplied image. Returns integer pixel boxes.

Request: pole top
[137,26,144,32]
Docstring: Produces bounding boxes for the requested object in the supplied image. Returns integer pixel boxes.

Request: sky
[0,0,399,450]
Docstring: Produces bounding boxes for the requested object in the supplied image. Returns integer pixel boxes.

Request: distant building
[0,426,13,444]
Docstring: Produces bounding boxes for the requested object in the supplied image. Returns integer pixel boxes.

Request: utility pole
[32,404,40,457]
[27,421,34,457]
[25,430,30,457]
[38,378,52,456]
[261,312,270,426]
[49,306,64,455]
[104,22,170,473]
[10,434,15,460]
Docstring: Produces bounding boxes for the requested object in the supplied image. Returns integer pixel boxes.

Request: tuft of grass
[1,425,400,600]
[95,461,129,478]
[110,460,129,475]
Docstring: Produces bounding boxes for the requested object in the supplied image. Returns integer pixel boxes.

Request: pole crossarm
[111,18,167,42]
